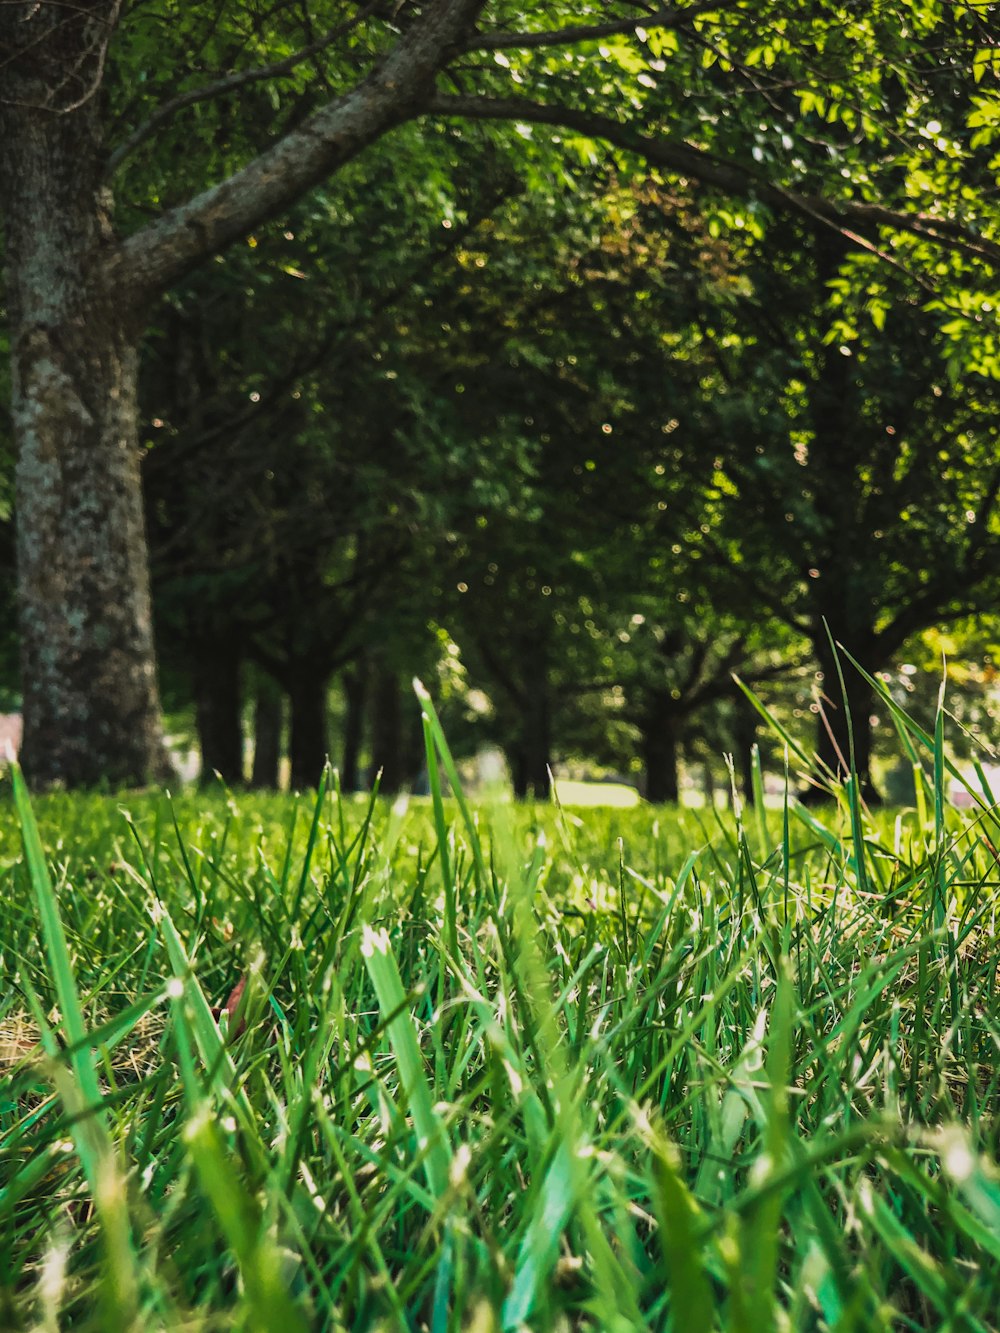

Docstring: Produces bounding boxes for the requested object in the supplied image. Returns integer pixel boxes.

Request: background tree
[143,107,997,799]
[140,128,520,785]
[688,223,1000,797]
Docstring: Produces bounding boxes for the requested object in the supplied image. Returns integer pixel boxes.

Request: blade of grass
[361,925,452,1201]
[10,763,140,1328]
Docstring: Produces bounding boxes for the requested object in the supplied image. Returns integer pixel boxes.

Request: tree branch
[689,644,797,708]
[110,0,489,302]
[461,1,730,53]
[876,578,996,658]
[467,627,528,708]
[424,94,1000,270]
[105,3,382,176]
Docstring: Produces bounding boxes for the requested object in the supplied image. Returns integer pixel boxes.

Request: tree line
[0,1,997,795]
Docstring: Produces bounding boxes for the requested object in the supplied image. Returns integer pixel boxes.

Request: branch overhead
[425,93,1000,272]
[112,0,489,300]
[461,1,731,52]
[105,3,383,176]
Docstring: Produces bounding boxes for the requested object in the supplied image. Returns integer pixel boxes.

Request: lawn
[3,695,1000,1331]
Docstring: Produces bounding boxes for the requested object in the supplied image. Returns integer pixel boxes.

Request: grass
[550,782,641,809]
[2,684,1000,1330]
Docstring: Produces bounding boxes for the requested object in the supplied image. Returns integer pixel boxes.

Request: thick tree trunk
[0,48,168,787]
[195,637,243,784]
[288,673,329,790]
[250,675,284,789]
[641,694,681,804]
[340,668,367,792]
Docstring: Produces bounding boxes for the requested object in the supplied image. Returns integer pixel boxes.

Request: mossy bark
[0,14,169,786]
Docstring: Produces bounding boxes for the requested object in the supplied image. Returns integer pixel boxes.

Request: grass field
[3,687,1000,1331]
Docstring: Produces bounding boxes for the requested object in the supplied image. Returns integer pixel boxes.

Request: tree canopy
[0,0,997,788]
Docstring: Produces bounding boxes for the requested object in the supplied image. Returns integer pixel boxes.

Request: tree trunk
[641,694,681,804]
[370,667,406,795]
[805,634,881,803]
[0,0,487,788]
[195,637,243,784]
[702,761,717,810]
[0,16,168,787]
[250,675,284,790]
[340,668,367,793]
[288,673,329,790]
[511,691,552,800]
[732,699,758,806]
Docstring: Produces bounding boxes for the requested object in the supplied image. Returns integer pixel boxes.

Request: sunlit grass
[551,780,642,808]
[2,680,1000,1330]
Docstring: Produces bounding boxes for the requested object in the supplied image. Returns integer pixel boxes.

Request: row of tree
[0,1,998,792]
[137,126,1000,799]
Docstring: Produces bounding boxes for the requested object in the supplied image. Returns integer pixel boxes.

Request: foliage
[3,0,1000,787]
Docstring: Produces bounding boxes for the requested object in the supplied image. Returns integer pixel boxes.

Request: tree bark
[732,698,758,806]
[798,234,882,805]
[702,761,717,810]
[641,694,681,804]
[0,27,169,786]
[195,636,243,784]
[250,676,284,790]
[288,673,329,790]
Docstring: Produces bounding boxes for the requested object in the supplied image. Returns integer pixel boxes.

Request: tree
[0,0,487,785]
[1,0,996,785]
[139,141,521,787]
[688,223,1000,797]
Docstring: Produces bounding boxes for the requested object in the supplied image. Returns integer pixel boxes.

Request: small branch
[110,0,489,301]
[688,645,797,709]
[105,3,381,176]
[678,636,711,696]
[468,629,528,708]
[461,1,730,53]
[425,94,1000,270]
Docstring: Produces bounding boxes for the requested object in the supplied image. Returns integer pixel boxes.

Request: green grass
[3,689,1000,1330]
[550,781,642,809]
